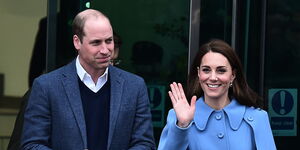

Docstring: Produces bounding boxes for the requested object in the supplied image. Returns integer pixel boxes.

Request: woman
[158,39,276,150]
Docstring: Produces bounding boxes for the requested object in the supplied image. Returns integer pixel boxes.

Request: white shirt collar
[76,56,108,93]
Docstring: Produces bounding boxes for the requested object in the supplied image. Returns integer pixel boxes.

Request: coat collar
[193,97,246,131]
[61,60,88,147]
[107,65,124,149]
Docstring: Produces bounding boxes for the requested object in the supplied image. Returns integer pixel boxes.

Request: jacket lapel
[107,66,124,149]
[61,60,88,148]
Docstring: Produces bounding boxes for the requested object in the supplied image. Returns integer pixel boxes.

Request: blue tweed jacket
[21,60,155,150]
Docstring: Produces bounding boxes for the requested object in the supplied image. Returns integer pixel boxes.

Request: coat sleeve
[158,109,191,150]
[244,108,277,150]
[128,80,156,150]
[21,79,52,150]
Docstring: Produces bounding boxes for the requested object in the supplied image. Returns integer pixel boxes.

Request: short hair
[72,9,109,42]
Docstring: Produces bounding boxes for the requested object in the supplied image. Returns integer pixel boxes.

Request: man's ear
[73,35,81,50]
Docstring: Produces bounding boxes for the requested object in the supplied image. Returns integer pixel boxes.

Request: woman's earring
[229,81,233,87]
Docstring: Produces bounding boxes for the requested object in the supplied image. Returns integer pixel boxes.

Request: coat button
[217,132,224,139]
[247,116,254,122]
[215,114,222,120]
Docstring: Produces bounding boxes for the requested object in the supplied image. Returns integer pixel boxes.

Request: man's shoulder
[35,61,75,82]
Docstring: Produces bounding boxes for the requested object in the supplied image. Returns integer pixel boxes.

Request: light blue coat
[158,97,276,150]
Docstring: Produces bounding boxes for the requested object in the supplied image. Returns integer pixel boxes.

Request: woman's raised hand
[168,82,197,128]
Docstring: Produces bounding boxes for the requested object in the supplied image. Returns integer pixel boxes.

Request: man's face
[73,17,114,74]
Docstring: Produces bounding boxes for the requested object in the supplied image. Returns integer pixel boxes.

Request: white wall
[0,0,47,97]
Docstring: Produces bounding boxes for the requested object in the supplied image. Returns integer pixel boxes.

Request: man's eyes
[90,40,100,45]
[90,38,113,45]
[105,39,113,44]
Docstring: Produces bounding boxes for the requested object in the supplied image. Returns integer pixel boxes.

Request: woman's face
[198,51,235,101]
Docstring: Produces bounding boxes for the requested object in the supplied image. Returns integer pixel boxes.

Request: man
[21,9,155,150]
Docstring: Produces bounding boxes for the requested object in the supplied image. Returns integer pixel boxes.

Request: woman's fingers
[168,82,197,127]
[170,82,185,101]
[178,83,187,100]
[169,82,193,108]
[170,82,179,101]
[190,96,197,110]
[168,91,176,106]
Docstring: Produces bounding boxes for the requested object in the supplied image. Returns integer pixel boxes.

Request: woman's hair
[113,32,122,49]
[186,39,263,108]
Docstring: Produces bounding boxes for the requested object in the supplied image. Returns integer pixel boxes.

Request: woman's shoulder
[243,106,270,126]
[243,107,276,149]
[245,106,268,116]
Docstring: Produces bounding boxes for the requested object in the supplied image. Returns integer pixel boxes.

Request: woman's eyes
[201,68,227,73]
[202,68,210,73]
[217,69,227,73]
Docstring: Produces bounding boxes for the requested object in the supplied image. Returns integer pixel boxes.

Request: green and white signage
[268,89,297,136]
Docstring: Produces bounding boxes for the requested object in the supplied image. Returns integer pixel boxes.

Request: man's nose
[99,43,110,54]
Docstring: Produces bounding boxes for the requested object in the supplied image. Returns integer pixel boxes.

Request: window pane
[92,0,190,143]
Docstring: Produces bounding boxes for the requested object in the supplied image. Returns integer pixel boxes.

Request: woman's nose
[209,72,218,81]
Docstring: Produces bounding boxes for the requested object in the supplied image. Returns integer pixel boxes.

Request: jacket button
[247,116,254,122]
[217,132,224,138]
[215,114,222,120]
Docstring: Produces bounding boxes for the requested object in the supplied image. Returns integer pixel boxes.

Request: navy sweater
[79,78,110,150]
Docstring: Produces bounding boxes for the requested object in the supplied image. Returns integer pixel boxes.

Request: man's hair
[72,9,109,42]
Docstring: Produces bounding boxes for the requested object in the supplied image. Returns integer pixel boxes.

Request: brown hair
[72,9,109,42]
[186,39,263,108]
